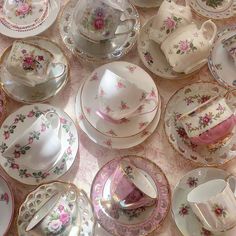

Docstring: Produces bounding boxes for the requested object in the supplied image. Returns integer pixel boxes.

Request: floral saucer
[17,181,95,236]
[0,104,78,185]
[91,155,170,236]
[0,0,60,38]
[0,37,69,103]
[76,84,161,149]
[172,167,236,236]
[208,25,236,89]
[130,0,162,8]
[164,82,236,166]
[137,16,201,80]
[80,61,159,138]
[190,0,236,20]
[0,174,14,235]
[59,0,140,62]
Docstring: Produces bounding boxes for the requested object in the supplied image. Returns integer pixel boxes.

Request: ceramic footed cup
[71,0,135,44]
[108,159,157,210]
[5,41,66,87]
[96,69,158,122]
[178,91,236,147]
[1,111,62,171]
[161,20,217,74]
[187,176,236,232]
[149,0,192,44]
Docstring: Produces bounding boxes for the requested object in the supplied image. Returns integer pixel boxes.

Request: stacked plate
[75,61,161,149]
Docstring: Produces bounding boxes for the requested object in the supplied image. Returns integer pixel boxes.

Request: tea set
[0,0,235,235]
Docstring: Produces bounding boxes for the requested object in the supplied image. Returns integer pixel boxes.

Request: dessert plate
[76,84,161,149]
[59,0,140,62]
[0,37,69,103]
[91,155,170,236]
[137,16,201,80]
[172,167,236,236]
[130,0,163,8]
[81,62,159,138]
[0,175,14,235]
[0,104,78,185]
[190,0,236,20]
[18,181,95,236]
[164,82,236,166]
[208,25,236,89]
[0,0,60,38]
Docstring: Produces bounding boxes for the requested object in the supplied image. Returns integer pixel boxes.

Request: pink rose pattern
[179,204,190,217]
[15,0,32,17]
[160,16,182,34]
[0,192,9,204]
[212,204,227,218]
[174,39,197,55]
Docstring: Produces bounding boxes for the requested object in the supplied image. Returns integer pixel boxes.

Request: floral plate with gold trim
[172,167,236,236]
[164,82,236,166]
[91,155,170,236]
[0,104,78,185]
[17,181,95,236]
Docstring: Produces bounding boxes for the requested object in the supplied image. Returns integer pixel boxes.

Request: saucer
[59,0,140,62]
[80,61,159,138]
[137,16,201,80]
[0,37,69,103]
[17,181,95,236]
[0,104,78,185]
[172,167,236,236]
[91,155,170,236]
[0,88,7,125]
[164,82,236,166]
[76,84,161,149]
[0,175,14,235]
[190,0,236,20]
[208,25,236,89]
[0,0,60,38]
[130,0,162,8]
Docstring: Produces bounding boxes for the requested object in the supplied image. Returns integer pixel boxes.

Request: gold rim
[163,81,236,167]
[0,36,70,104]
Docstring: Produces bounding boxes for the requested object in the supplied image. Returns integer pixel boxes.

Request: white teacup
[187,177,236,232]
[2,111,62,171]
[161,20,217,74]
[96,69,158,121]
[71,0,135,43]
[149,0,192,44]
[5,41,66,87]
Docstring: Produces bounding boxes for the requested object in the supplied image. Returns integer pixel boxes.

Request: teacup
[178,95,236,146]
[161,20,217,74]
[149,0,192,44]
[71,0,135,43]
[5,41,66,87]
[109,159,157,210]
[2,111,62,171]
[97,69,158,122]
[222,34,236,65]
[187,176,236,232]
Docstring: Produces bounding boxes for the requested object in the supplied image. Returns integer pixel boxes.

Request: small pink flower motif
[79,114,84,121]
[104,139,112,147]
[150,89,156,98]
[141,130,150,137]
[99,89,105,97]
[105,106,112,113]
[179,204,190,217]
[144,52,153,65]
[199,113,213,127]
[24,56,34,66]
[37,56,44,61]
[60,118,67,124]
[48,219,62,233]
[1,193,9,204]
[116,81,126,89]
[16,2,31,15]
[58,205,64,212]
[28,137,34,144]
[14,150,21,159]
[164,17,176,30]
[14,118,19,124]
[94,18,104,30]
[127,65,136,73]
[106,130,117,136]
[137,105,144,113]
[25,173,32,178]
[198,95,211,104]
[120,118,130,124]
[67,146,72,155]
[27,110,35,117]
[120,101,129,111]
[4,131,10,140]
[90,73,99,81]
[201,228,213,236]
[179,40,190,52]
[212,204,227,218]
[140,92,147,101]
[41,123,46,132]
[22,49,26,54]
[139,122,149,129]
[186,177,198,188]
[176,127,188,139]
[10,163,19,169]
[85,107,91,115]
[59,212,70,225]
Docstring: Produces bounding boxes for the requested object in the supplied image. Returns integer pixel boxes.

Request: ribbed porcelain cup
[149,0,192,44]
[187,176,236,232]
[2,111,62,171]
[97,69,158,122]
[71,0,135,43]
[110,159,157,210]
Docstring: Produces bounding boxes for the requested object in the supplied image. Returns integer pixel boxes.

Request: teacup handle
[46,63,67,81]
[45,111,62,138]
[200,20,217,45]
[114,19,136,37]
[226,175,236,197]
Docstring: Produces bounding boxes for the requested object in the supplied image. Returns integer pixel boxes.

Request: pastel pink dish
[110,159,157,210]
[190,115,236,145]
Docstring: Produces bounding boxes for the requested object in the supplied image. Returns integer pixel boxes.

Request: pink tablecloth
[1,1,236,235]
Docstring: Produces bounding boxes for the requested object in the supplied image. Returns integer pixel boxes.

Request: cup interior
[187,179,226,203]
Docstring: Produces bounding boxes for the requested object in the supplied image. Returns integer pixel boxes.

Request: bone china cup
[97,69,158,121]
[178,96,235,146]
[161,20,217,74]
[149,0,192,44]
[2,111,62,171]
[110,159,157,210]
[187,177,236,232]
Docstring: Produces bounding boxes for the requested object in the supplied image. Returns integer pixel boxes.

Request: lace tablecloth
[1,1,236,235]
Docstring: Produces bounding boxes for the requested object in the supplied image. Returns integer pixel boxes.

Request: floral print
[212,204,227,217]
[174,40,197,55]
[160,16,182,34]
[120,101,130,111]
[179,204,190,216]
[144,52,153,66]
[0,192,9,204]
[186,177,198,188]
[124,165,134,180]
[15,0,32,17]
[202,0,224,8]
[201,227,213,236]
[184,95,211,106]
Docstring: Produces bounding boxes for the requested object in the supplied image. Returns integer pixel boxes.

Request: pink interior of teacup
[190,115,236,145]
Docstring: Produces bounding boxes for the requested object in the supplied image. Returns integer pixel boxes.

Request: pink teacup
[109,159,157,210]
[179,95,236,146]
